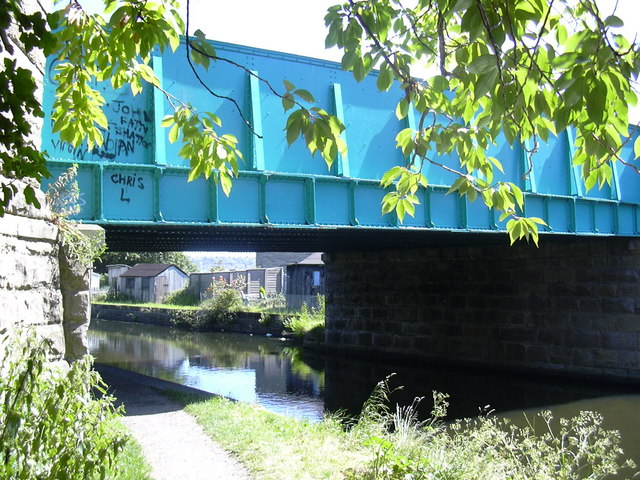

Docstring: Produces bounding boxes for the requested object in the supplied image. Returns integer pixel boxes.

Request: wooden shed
[189,268,284,301]
[284,253,324,298]
[107,264,130,291]
[257,252,325,309]
[118,263,188,303]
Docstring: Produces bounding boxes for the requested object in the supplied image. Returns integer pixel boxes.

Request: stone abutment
[323,237,640,383]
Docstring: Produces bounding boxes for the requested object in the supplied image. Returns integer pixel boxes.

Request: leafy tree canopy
[2,0,639,245]
[95,251,198,274]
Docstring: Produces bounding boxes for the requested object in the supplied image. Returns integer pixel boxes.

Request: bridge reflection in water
[89,319,640,470]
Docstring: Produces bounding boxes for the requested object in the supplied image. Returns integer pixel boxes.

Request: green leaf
[447,176,467,195]
[451,0,474,12]
[474,68,499,100]
[283,80,295,92]
[294,89,315,103]
[468,54,498,75]
[586,82,607,123]
[430,75,449,92]
[395,98,409,120]
[510,184,524,209]
[634,136,640,159]
[282,93,295,112]
[168,124,180,143]
[381,192,399,214]
[376,67,393,92]
[604,15,624,28]
[220,172,233,196]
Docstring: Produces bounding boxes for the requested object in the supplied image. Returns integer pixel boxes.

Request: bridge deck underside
[103,223,603,252]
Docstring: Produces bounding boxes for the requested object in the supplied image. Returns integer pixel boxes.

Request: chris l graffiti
[111,172,145,204]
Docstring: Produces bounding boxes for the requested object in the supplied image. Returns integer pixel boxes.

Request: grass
[170,380,636,480]
[171,393,365,480]
[104,421,153,480]
[93,300,199,310]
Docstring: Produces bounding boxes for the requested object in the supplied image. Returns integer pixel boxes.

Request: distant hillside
[186,252,256,273]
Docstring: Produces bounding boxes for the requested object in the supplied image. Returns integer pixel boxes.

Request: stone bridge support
[323,237,640,383]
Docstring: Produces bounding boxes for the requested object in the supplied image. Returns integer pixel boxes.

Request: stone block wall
[323,237,640,383]
[0,1,95,361]
[0,181,65,357]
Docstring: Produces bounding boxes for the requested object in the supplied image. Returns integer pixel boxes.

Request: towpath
[96,364,253,480]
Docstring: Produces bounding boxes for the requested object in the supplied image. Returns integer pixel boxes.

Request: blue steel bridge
[41,39,640,252]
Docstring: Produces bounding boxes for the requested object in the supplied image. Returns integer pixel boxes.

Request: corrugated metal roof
[119,263,184,277]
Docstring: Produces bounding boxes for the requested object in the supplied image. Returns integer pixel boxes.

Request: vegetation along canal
[89,319,640,469]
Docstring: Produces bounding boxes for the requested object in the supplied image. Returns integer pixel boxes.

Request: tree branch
[184,0,260,137]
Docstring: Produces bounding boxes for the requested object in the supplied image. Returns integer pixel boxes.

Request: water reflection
[90,320,640,470]
[89,320,325,420]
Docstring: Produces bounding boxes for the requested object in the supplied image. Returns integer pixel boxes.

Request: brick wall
[323,237,640,383]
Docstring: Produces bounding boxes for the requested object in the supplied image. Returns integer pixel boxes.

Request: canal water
[89,319,640,471]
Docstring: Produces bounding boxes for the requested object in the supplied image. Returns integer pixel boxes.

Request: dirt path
[97,365,253,480]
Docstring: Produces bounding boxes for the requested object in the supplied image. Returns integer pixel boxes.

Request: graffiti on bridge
[110,171,145,204]
[48,100,152,162]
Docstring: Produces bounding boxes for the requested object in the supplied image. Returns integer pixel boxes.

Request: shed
[283,253,324,309]
[189,267,284,301]
[107,264,130,291]
[118,263,188,303]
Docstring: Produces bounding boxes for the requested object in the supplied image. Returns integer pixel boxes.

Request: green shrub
[200,288,242,325]
[0,331,127,480]
[162,286,199,306]
[284,294,325,337]
[251,291,287,312]
[346,380,636,480]
[169,289,243,330]
[169,310,207,331]
[101,289,136,304]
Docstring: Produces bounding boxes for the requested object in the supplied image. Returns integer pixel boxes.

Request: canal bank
[92,303,290,336]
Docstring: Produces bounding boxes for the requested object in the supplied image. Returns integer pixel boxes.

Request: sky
[58,0,640,62]
[64,0,342,61]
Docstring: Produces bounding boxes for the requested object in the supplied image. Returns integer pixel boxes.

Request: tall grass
[283,294,325,337]
[175,376,635,480]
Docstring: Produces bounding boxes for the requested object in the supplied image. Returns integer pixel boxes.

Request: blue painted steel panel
[617,131,640,204]
[161,48,251,168]
[43,60,153,165]
[103,166,154,220]
[401,195,427,228]
[218,177,260,223]
[575,201,593,232]
[422,151,459,187]
[315,182,350,225]
[160,174,208,222]
[265,180,306,224]
[341,78,405,180]
[595,204,615,234]
[354,185,389,226]
[467,199,492,229]
[44,165,96,220]
[487,134,522,189]
[546,198,572,233]
[430,192,460,229]
[530,133,572,195]
[617,205,636,235]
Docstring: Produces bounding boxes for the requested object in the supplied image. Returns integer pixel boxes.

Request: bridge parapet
[41,40,640,245]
